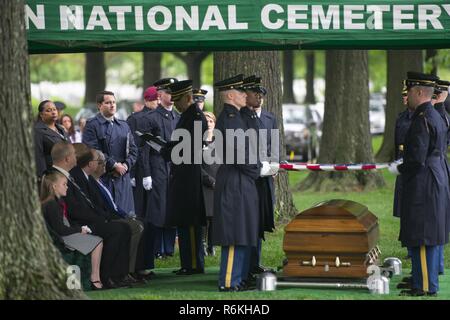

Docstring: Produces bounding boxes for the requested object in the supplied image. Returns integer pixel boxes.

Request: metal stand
[257,257,402,295]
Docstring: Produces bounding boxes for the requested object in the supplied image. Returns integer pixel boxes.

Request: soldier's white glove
[260,161,278,177]
[130,178,136,187]
[388,162,400,176]
[143,176,153,190]
[269,162,280,176]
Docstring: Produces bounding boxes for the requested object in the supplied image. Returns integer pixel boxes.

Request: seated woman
[40,171,104,290]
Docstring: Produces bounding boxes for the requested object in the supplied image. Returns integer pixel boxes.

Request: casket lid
[285,199,378,233]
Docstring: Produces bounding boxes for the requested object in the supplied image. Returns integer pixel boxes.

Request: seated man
[70,143,146,283]
[50,141,132,289]
[91,149,153,280]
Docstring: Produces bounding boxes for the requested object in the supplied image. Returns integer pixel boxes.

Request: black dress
[42,198,102,255]
[34,121,69,178]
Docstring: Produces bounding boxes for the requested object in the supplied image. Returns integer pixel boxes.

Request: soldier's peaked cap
[214,74,245,91]
[193,88,208,96]
[243,76,267,95]
[168,80,193,101]
[436,79,450,93]
[242,75,257,89]
[193,88,208,102]
[153,78,178,90]
[404,72,438,89]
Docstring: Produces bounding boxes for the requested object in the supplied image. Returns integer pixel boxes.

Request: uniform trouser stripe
[225,246,235,288]
[190,226,197,270]
[420,246,429,292]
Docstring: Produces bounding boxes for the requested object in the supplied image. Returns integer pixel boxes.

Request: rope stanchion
[279,162,390,172]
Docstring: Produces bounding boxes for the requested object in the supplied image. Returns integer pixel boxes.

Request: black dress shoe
[112,275,136,288]
[137,270,155,281]
[175,268,204,275]
[239,280,256,291]
[397,282,412,289]
[401,277,412,283]
[399,289,438,297]
[103,278,119,289]
[251,265,275,275]
[219,284,248,292]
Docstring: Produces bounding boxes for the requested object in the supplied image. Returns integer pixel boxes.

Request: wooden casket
[282,199,380,279]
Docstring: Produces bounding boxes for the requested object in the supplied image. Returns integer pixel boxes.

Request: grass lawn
[87,167,450,300]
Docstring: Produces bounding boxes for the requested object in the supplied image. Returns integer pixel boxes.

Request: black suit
[53,166,131,281]
[70,166,145,273]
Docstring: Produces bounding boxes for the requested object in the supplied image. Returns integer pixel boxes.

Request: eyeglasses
[92,159,106,165]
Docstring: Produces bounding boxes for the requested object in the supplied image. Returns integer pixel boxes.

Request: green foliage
[293,50,325,79]
[201,54,214,85]
[105,52,142,85]
[30,54,84,83]
[29,50,450,98]
[163,53,187,78]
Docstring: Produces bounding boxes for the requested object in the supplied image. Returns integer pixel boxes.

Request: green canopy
[26,0,450,53]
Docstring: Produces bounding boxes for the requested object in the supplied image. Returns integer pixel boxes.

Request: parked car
[283,104,322,162]
[74,100,133,122]
[369,94,386,135]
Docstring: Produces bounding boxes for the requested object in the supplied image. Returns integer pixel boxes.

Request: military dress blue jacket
[398,102,450,247]
[212,104,261,247]
[140,105,180,226]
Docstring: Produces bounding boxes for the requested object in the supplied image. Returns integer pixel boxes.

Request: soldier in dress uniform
[164,80,208,275]
[140,78,179,259]
[432,79,450,276]
[127,86,159,219]
[82,90,138,216]
[212,74,278,291]
[193,88,208,110]
[389,72,450,296]
[126,85,159,273]
[392,87,415,267]
[240,76,277,280]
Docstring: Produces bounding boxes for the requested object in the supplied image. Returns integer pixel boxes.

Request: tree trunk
[214,52,297,221]
[298,50,385,192]
[143,52,162,89]
[282,51,296,104]
[304,51,316,104]
[84,52,106,105]
[375,50,423,162]
[0,1,84,299]
[174,52,210,88]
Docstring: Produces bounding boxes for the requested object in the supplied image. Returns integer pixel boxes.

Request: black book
[135,130,167,152]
